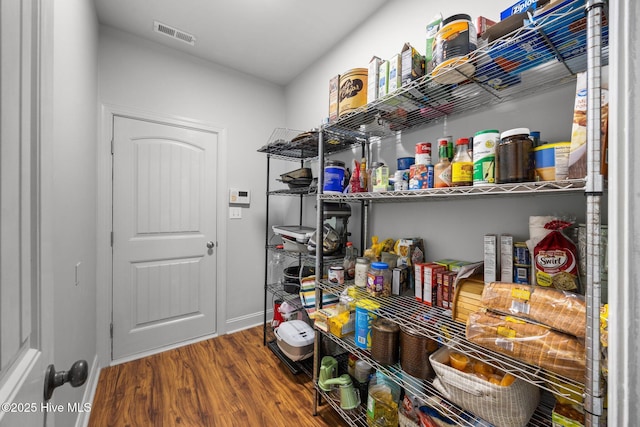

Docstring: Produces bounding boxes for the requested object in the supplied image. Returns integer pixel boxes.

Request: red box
[414,263,426,302]
[476,16,497,37]
[422,263,446,306]
[438,271,458,309]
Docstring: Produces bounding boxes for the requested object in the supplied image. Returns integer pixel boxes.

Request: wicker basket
[430,343,540,427]
[398,412,419,427]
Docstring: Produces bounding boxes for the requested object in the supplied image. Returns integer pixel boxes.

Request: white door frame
[96,104,228,366]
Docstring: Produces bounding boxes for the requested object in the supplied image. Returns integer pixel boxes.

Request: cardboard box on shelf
[500,0,549,20]
[484,234,498,284]
[392,265,410,296]
[388,54,402,93]
[476,16,497,37]
[401,43,425,86]
[423,263,446,306]
[329,75,340,122]
[367,56,383,104]
[500,234,514,282]
[414,263,426,302]
[568,65,609,179]
[437,271,457,309]
[378,60,389,98]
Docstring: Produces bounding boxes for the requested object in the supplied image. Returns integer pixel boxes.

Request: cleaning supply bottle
[451,137,473,186]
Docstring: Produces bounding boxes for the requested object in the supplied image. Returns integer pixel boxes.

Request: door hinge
[110,137,114,155]
[110,231,113,247]
[110,323,113,339]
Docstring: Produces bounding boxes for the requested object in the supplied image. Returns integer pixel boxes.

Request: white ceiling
[94,0,389,86]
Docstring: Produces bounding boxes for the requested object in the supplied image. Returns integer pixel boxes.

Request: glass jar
[328,266,345,284]
[496,128,533,184]
[367,262,391,297]
[343,242,357,280]
[354,257,370,287]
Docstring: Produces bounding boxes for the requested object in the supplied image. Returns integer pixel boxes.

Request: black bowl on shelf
[283,265,315,283]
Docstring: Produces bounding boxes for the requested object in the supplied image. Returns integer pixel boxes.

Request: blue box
[500,0,542,20]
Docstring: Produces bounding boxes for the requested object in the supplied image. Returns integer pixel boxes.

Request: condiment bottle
[434,139,452,188]
[451,137,473,186]
[343,242,357,280]
[360,157,368,192]
[354,257,370,287]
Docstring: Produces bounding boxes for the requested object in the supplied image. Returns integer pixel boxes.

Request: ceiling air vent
[153,21,196,46]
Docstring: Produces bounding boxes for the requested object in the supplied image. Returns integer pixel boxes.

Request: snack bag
[534,220,581,292]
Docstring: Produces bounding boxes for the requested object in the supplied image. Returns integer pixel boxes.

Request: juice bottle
[434,139,452,188]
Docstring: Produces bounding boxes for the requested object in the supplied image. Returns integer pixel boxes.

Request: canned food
[415,142,432,165]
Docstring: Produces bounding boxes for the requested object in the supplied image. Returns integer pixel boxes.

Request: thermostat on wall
[229,188,251,206]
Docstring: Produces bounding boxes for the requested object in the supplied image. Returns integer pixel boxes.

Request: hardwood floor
[88,325,348,427]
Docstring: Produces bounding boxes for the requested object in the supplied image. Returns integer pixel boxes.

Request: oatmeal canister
[338,68,368,117]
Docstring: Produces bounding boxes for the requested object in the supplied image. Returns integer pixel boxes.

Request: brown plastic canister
[400,327,438,379]
[371,318,400,366]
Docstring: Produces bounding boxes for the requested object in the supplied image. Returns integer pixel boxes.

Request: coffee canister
[371,318,400,366]
[338,68,368,117]
[400,327,438,379]
[323,160,346,194]
[431,14,477,84]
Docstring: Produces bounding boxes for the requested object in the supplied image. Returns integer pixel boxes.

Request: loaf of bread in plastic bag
[466,310,585,382]
[480,282,586,338]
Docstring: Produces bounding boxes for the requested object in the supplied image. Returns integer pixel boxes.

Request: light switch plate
[229,207,242,219]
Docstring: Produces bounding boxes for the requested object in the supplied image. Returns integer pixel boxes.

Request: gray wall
[97,27,287,330]
[49,0,99,425]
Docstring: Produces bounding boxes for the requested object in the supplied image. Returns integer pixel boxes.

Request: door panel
[0,0,48,424]
[112,117,218,360]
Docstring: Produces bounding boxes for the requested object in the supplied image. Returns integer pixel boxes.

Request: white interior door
[0,0,51,425]
[112,116,218,360]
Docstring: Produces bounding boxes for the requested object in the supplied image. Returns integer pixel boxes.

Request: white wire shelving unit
[310,0,608,426]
